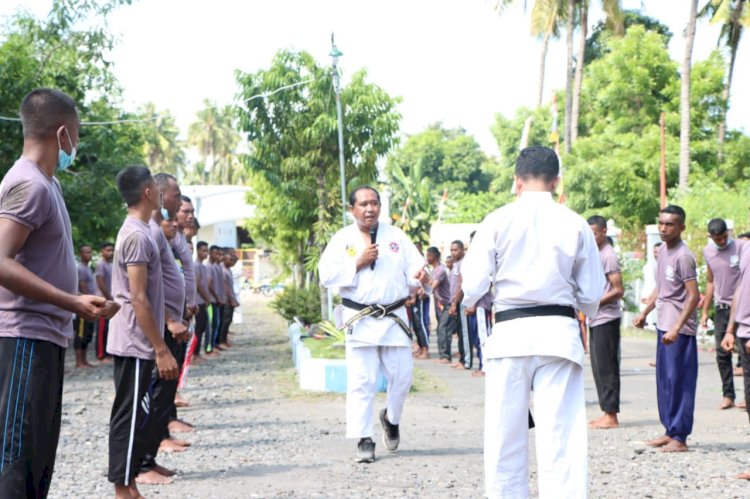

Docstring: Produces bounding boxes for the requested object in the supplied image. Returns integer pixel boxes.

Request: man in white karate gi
[319,186,428,463]
[461,146,605,498]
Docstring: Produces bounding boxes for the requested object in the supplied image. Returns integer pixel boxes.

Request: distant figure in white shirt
[319,186,429,464]
[461,146,605,498]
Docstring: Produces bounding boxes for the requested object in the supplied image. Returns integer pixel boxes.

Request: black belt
[341,298,412,339]
[495,305,576,323]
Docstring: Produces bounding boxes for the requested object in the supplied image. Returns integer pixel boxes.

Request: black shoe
[356,437,375,463]
[379,408,400,451]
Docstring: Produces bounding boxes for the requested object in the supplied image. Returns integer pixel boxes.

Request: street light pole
[330,33,347,228]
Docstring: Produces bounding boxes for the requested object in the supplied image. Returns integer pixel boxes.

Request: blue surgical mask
[159,193,170,220]
[712,238,732,251]
[57,127,77,172]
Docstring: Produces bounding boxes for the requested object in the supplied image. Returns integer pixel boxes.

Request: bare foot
[152,463,176,477]
[435,358,451,364]
[174,397,190,408]
[205,350,221,357]
[158,438,188,453]
[136,469,174,485]
[720,397,735,410]
[168,419,195,433]
[738,401,747,410]
[734,366,743,376]
[192,356,207,365]
[451,363,467,370]
[736,471,750,480]
[588,413,620,429]
[129,484,145,499]
[659,439,688,452]
[471,370,486,377]
[648,361,657,367]
[166,437,191,447]
[216,344,228,351]
[99,357,114,364]
[645,435,672,447]
[75,362,95,369]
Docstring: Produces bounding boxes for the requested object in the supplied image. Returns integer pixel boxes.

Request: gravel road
[49,294,750,498]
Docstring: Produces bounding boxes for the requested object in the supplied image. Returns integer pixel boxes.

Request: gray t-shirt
[150,219,185,322]
[734,243,750,338]
[0,157,76,347]
[223,266,237,303]
[94,259,112,298]
[170,232,195,307]
[107,216,165,359]
[78,261,96,296]
[703,240,741,306]
[195,261,207,306]
[590,243,622,327]
[656,241,698,336]
[212,262,227,304]
[449,257,463,302]
[432,263,451,305]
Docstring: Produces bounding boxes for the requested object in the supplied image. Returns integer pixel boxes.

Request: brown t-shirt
[107,216,165,359]
[0,157,76,347]
[656,241,697,336]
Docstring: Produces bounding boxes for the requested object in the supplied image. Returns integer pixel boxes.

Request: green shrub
[270,286,321,325]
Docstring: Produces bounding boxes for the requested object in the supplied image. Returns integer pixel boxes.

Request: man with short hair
[634,204,700,453]
[435,241,467,367]
[107,165,178,499]
[95,241,115,362]
[193,241,212,358]
[319,186,429,463]
[0,88,110,497]
[701,218,742,410]
[208,245,227,352]
[217,248,240,349]
[462,146,604,497]
[75,243,97,368]
[587,215,625,429]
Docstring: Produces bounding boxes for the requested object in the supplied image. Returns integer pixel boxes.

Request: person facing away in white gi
[319,186,429,463]
[461,146,605,498]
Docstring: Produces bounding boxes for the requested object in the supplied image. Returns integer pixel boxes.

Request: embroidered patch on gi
[665,265,675,281]
[389,241,400,253]
[346,244,357,257]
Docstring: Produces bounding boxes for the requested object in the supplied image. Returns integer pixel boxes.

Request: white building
[179,185,255,247]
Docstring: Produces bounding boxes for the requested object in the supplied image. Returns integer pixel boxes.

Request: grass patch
[621,326,658,340]
[410,366,447,394]
[302,336,345,359]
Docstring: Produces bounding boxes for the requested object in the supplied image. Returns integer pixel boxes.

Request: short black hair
[451,240,464,248]
[707,218,727,235]
[100,242,114,249]
[654,242,663,247]
[348,186,380,206]
[197,241,208,249]
[116,166,154,207]
[587,215,607,230]
[426,246,440,259]
[153,172,177,190]
[737,232,750,240]
[209,245,220,251]
[19,88,78,140]
[660,205,686,224]
[79,244,91,251]
[515,146,559,182]
[194,218,201,230]
[180,195,193,204]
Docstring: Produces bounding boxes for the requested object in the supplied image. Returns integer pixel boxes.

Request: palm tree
[140,103,186,177]
[699,0,749,165]
[187,100,241,185]
[679,0,699,191]
[570,0,623,144]
[530,0,565,108]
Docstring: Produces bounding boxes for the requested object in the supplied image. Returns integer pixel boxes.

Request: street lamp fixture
[331,33,347,228]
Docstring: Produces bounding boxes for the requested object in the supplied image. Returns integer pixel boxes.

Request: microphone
[369,227,377,270]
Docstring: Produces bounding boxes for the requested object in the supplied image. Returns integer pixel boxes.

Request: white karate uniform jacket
[319,222,424,348]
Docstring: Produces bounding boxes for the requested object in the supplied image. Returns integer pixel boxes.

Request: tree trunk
[717,2,744,168]
[564,0,575,153]
[571,1,587,143]
[678,0,699,192]
[537,32,550,108]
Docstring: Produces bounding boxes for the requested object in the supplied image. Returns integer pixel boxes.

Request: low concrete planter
[289,323,387,393]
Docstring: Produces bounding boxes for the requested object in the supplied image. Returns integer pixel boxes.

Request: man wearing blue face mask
[0,88,119,497]
[701,218,743,410]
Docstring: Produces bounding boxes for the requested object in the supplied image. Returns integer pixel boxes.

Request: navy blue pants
[656,329,697,442]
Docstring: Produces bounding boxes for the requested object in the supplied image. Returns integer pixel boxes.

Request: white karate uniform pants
[484,355,587,499]
[345,345,413,439]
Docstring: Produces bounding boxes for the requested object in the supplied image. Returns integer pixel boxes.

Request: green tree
[389,162,436,248]
[584,10,672,64]
[699,0,750,165]
[236,49,400,292]
[0,0,143,247]
[140,102,186,178]
[386,123,490,196]
[187,100,241,185]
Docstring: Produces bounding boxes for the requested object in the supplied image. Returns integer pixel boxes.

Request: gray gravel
[48,296,750,498]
